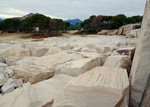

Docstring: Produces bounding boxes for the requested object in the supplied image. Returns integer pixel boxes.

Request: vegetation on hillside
[0,14,70,35]
[80,14,143,34]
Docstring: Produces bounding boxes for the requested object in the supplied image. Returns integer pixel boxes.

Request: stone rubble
[0,34,138,106]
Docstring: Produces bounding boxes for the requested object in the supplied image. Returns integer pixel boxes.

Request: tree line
[80,14,143,34]
[0,14,70,35]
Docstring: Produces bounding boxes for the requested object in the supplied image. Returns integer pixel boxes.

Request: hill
[64,19,83,25]
[14,13,37,20]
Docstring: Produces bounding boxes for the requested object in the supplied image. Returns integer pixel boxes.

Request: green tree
[0,19,21,32]
[110,14,127,29]
[55,19,63,35]
[22,14,50,33]
[64,22,70,32]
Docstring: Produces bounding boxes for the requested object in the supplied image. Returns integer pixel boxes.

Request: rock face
[53,67,129,107]
[129,0,150,106]
[0,74,74,107]
[55,57,102,76]
[11,65,54,84]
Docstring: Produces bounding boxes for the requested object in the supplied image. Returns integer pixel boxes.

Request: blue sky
[0,0,146,20]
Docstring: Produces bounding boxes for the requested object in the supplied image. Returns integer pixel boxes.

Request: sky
[0,0,147,20]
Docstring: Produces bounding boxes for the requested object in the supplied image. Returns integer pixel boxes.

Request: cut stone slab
[1,84,15,94]
[129,0,150,106]
[0,47,30,63]
[5,56,37,66]
[0,74,74,107]
[30,47,49,57]
[11,65,54,84]
[72,47,82,52]
[53,67,129,107]
[55,57,102,76]
[56,43,72,50]
[15,57,37,66]
[112,47,135,59]
[44,47,62,55]
[1,78,16,94]
[0,62,8,68]
[81,47,96,53]
[5,68,14,78]
[95,46,112,54]
[103,55,131,72]
[78,52,100,58]
[34,52,74,67]
[0,74,7,86]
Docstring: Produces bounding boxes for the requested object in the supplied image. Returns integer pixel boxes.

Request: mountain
[64,19,83,25]
[0,19,5,21]
[14,13,37,20]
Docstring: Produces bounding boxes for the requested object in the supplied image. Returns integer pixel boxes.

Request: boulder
[0,47,30,63]
[112,47,135,59]
[130,0,150,106]
[95,46,112,54]
[55,57,102,76]
[126,29,140,38]
[30,47,49,57]
[5,68,14,78]
[78,52,100,58]
[117,23,141,36]
[0,74,7,86]
[72,47,82,52]
[0,74,74,107]
[11,65,54,84]
[44,47,62,55]
[5,57,22,66]
[98,29,118,35]
[1,78,16,94]
[0,62,8,68]
[34,52,75,67]
[103,55,131,72]
[15,57,37,66]
[5,56,37,66]
[81,47,96,53]
[53,67,129,107]
[56,43,72,50]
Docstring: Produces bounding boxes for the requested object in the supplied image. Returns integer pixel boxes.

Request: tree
[110,14,127,29]
[75,22,79,29]
[55,19,63,35]
[0,19,21,32]
[90,16,102,27]
[22,14,51,33]
[64,22,70,32]
[127,15,143,24]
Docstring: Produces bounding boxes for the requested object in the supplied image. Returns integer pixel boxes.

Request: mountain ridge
[64,19,83,25]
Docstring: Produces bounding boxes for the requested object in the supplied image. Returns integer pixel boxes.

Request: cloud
[0,0,146,20]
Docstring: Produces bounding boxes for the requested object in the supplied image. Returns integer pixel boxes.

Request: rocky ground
[0,34,137,107]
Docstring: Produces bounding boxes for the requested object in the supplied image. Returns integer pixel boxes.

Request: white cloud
[0,14,20,18]
[5,8,28,15]
[0,0,146,20]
